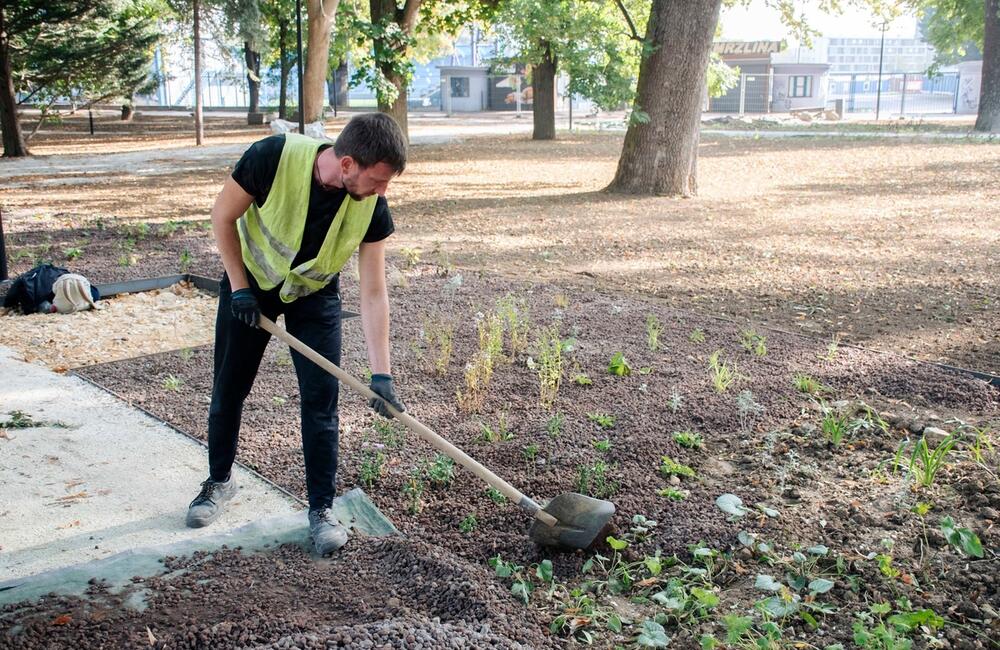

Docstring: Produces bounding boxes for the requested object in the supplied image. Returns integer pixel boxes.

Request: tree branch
[398,0,422,34]
[613,0,642,42]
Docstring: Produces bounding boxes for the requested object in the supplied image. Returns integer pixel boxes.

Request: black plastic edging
[70,370,307,508]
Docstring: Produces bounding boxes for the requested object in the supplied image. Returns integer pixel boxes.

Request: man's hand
[369,374,404,418]
[231,288,261,327]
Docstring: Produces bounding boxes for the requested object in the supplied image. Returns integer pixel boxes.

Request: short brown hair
[333,113,407,174]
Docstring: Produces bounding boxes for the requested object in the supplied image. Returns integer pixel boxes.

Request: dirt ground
[2,111,998,376]
[5,266,998,648]
[2,112,999,649]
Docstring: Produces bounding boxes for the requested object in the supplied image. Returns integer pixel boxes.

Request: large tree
[223,0,265,115]
[493,0,642,140]
[303,0,340,122]
[606,0,722,196]
[345,1,493,140]
[262,0,298,118]
[916,0,999,131]
[0,0,160,157]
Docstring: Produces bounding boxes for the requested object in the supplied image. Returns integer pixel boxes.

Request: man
[186,113,407,556]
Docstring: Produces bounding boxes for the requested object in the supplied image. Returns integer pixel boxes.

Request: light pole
[875,19,888,120]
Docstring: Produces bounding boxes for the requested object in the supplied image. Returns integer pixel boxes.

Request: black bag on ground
[3,263,71,314]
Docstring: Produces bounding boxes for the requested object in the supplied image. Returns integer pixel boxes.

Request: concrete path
[0,346,300,582]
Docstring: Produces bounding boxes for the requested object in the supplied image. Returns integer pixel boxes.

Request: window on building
[450,76,470,98]
[789,75,812,98]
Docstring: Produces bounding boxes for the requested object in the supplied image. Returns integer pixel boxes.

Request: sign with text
[713,41,784,57]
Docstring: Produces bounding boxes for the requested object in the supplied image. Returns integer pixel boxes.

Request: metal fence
[708,71,961,116]
[827,72,959,116]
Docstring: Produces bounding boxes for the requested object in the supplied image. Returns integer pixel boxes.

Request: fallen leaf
[56,520,81,530]
[52,614,72,626]
[146,626,157,645]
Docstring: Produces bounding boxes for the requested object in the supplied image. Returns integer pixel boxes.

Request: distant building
[827,37,936,74]
[710,40,830,113]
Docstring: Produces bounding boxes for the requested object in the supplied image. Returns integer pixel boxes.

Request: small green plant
[485,487,507,504]
[424,454,455,487]
[672,431,703,449]
[573,373,593,386]
[497,293,530,357]
[822,335,841,361]
[480,413,514,442]
[708,350,741,393]
[660,455,695,479]
[689,328,706,343]
[522,443,539,463]
[646,314,664,351]
[576,461,618,498]
[821,408,851,446]
[179,248,192,272]
[372,419,404,449]
[793,374,828,396]
[459,514,478,534]
[272,395,287,406]
[736,389,764,434]
[421,314,455,375]
[64,247,83,261]
[400,246,421,268]
[658,487,688,500]
[545,412,564,438]
[162,374,183,391]
[909,433,957,488]
[940,516,983,558]
[739,329,767,356]
[159,219,183,236]
[536,326,564,408]
[587,412,615,429]
[592,438,612,453]
[178,347,194,362]
[607,351,631,376]
[668,390,684,413]
[403,470,425,514]
[359,447,386,488]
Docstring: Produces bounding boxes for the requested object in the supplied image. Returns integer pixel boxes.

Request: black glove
[230,288,260,328]
[369,374,404,418]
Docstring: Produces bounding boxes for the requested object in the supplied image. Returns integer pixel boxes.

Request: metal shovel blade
[528,492,616,549]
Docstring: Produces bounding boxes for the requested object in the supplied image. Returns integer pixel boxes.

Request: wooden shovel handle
[259,316,558,527]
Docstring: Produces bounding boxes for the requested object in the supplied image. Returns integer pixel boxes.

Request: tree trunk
[244,41,261,113]
[327,61,348,108]
[377,64,409,140]
[193,0,204,145]
[278,18,289,119]
[976,0,1000,132]
[0,11,28,158]
[606,0,722,196]
[303,0,340,123]
[121,103,134,121]
[532,43,557,140]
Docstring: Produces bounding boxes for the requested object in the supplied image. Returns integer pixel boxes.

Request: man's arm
[211,176,255,291]
[357,239,391,375]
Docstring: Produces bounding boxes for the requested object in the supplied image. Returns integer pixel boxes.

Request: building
[709,40,830,113]
[827,37,936,74]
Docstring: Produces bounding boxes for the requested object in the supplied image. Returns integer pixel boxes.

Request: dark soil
[8,264,993,648]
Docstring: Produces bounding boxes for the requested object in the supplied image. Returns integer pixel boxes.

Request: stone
[922,426,950,446]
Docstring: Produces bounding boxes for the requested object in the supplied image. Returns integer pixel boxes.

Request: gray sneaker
[186,477,236,528]
[308,508,349,555]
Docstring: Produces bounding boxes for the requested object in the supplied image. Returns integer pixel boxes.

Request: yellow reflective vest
[237,133,377,303]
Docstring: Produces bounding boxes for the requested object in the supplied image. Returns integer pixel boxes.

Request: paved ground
[0,346,300,582]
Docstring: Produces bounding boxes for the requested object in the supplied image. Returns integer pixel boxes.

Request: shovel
[260,315,615,550]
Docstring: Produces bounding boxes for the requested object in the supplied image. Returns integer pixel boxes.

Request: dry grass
[2,113,998,374]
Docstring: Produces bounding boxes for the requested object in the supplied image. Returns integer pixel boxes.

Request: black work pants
[208,271,342,510]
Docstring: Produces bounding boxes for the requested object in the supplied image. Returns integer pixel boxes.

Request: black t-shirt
[231,134,394,267]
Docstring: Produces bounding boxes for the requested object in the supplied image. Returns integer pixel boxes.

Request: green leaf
[691,587,720,608]
[636,619,669,647]
[652,591,686,610]
[799,610,819,629]
[722,614,753,643]
[756,503,779,518]
[644,555,663,576]
[760,595,799,617]
[511,580,532,604]
[715,493,749,519]
[870,602,892,615]
[888,609,945,632]
[582,557,594,574]
[608,351,632,376]
[536,559,553,582]
[808,578,835,595]
[607,613,623,633]
[807,545,829,556]
[754,574,784,592]
[700,634,719,650]
[607,535,628,551]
